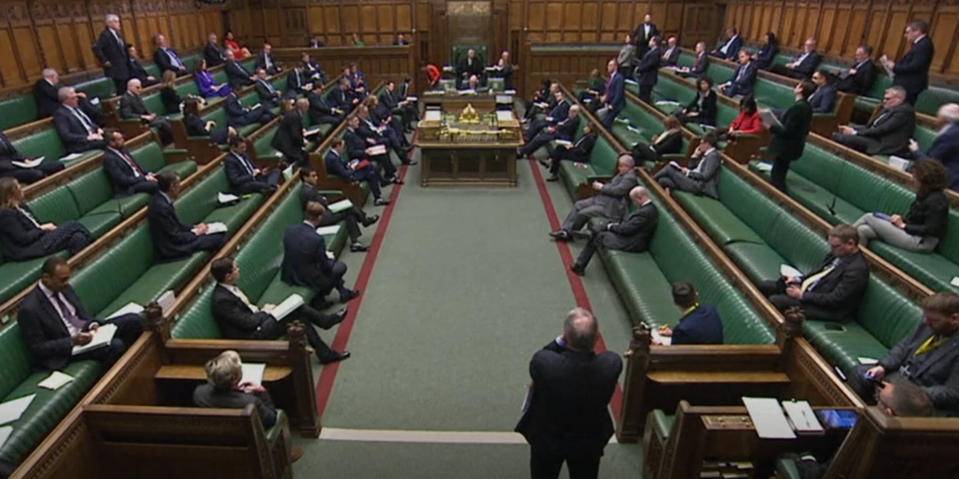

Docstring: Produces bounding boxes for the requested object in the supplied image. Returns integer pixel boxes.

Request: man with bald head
[570,186,658,275]
[910,103,959,191]
[833,86,915,156]
[515,307,622,479]
[119,78,173,144]
[551,154,637,241]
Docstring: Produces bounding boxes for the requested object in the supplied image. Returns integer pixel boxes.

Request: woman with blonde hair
[0,178,92,261]
[159,70,182,115]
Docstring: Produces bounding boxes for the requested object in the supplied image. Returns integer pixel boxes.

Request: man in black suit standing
[882,20,934,105]
[224,136,280,195]
[833,86,915,156]
[570,186,658,275]
[210,257,350,364]
[54,86,107,153]
[632,13,658,58]
[325,138,389,206]
[0,131,64,184]
[758,224,870,322]
[147,171,226,262]
[836,45,877,95]
[224,49,256,89]
[152,33,188,76]
[91,13,130,95]
[119,78,173,144]
[766,80,814,192]
[281,201,360,308]
[515,307,622,479]
[17,256,143,370]
[103,129,158,197]
[772,37,822,79]
[204,33,226,67]
[254,42,282,75]
[272,98,309,169]
[635,35,662,103]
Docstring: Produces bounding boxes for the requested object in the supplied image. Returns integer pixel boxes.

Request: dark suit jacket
[224,94,254,126]
[893,36,934,98]
[790,51,822,78]
[224,152,260,192]
[254,52,280,75]
[715,36,743,60]
[103,148,150,197]
[653,130,683,156]
[808,83,837,113]
[17,285,95,370]
[330,88,352,111]
[878,323,959,414]
[34,79,61,118]
[91,28,128,80]
[768,99,812,161]
[837,60,877,96]
[324,149,355,180]
[53,106,99,153]
[456,56,483,79]
[914,124,959,190]
[193,383,277,429]
[902,190,948,239]
[281,222,336,292]
[286,69,309,96]
[799,251,870,322]
[606,73,626,109]
[271,111,305,158]
[632,22,659,45]
[856,103,916,155]
[0,132,25,163]
[564,134,596,163]
[661,47,681,66]
[211,284,274,339]
[603,202,659,252]
[685,90,718,126]
[153,48,184,74]
[225,60,254,88]
[546,101,570,124]
[554,115,580,141]
[756,43,779,69]
[255,79,280,105]
[343,129,370,161]
[147,193,198,261]
[690,52,710,76]
[636,47,661,87]
[119,92,150,120]
[727,61,758,97]
[515,344,622,455]
[204,43,226,67]
[0,206,49,261]
[308,91,338,119]
[672,304,724,345]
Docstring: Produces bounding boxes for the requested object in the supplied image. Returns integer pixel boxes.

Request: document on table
[742,397,796,439]
[650,328,672,345]
[496,111,514,121]
[782,400,823,433]
[0,394,36,426]
[38,371,74,390]
[205,222,228,235]
[495,95,513,104]
[424,110,442,121]
[888,155,912,172]
[72,323,118,356]
[328,199,354,213]
[315,225,341,236]
[268,294,304,322]
[240,363,266,387]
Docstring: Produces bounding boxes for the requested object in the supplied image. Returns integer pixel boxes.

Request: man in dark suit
[655,282,724,345]
[326,138,389,206]
[759,224,869,322]
[808,69,837,113]
[91,14,130,94]
[848,291,959,416]
[307,85,345,126]
[772,37,822,79]
[272,99,310,169]
[330,78,356,112]
[551,154,637,241]
[103,129,158,197]
[17,256,143,371]
[909,103,959,191]
[357,106,409,172]
[301,168,377,252]
[281,200,360,307]
[285,63,313,99]
[518,106,580,159]
[766,80,814,192]
[147,171,226,262]
[393,33,408,46]
[203,33,226,67]
[524,90,571,143]
[125,44,158,87]
[836,45,877,95]
[378,80,416,132]
[152,33,188,76]
[301,53,327,85]
[34,69,102,121]
[53,87,107,153]
[635,36,662,103]
[254,43,282,75]
[225,49,256,89]
[653,131,721,199]
[661,36,681,67]
[833,86,915,156]
[632,13,659,57]
[210,257,350,364]
[0,131,64,184]
[882,20,934,105]
[253,68,282,110]
[711,27,743,60]
[678,42,710,79]
[598,59,625,129]
[515,307,622,479]
[544,125,597,181]
[224,136,280,195]
[456,49,484,88]
[346,111,402,183]
[119,78,173,144]
[224,90,274,128]
[308,36,324,48]
[570,186,658,275]
[720,50,758,98]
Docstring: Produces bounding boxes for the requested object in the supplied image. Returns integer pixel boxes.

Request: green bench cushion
[0,96,39,131]
[673,191,764,246]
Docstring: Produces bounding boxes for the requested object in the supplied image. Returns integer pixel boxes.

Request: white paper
[655,100,680,106]
[496,111,514,121]
[304,127,322,137]
[205,222,228,235]
[495,95,513,104]
[858,356,878,365]
[328,199,353,214]
[315,225,341,236]
[782,400,823,433]
[60,152,83,161]
[759,108,782,129]
[157,290,176,317]
[366,144,387,156]
[753,162,773,172]
[554,139,573,148]
[504,89,517,95]
[268,293,305,322]
[951,276,959,287]
[742,396,796,439]
[651,328,672,345]
[325,251,335,260]
[282,164,294,181]
[424,110,442,121]
[0,394,35,426]
[240,363,266,387]
[780,264,803,279]
[521,385,532,413]
[405,96,418,102]
[106,302,143,320]
[217,192,240,204]
[625,79,638,86]
[11,157,44,168]
[0,426,11,447]
[72,323,118,355]
[888,155,912,172]
[250,103,262,110]
[89,97,101,106]
[459,89,477,95]
[668,161,683,170]
[38,371,74,390]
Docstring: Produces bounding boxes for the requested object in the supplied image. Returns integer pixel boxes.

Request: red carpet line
[314,133,416,418]
[527,159,624,421]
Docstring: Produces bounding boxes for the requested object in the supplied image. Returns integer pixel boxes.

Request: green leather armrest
[163,149,190,155]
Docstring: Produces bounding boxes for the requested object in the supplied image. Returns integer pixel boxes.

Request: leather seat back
[131,141,168,172]
[74,78,116,100]
[28,187,82,225]
[66,168,115,216]
[719,168,782,241]
[235,183,304,301]
[70,226,154,315]
[0,95,39,130]
[12,129,69,162]
[857,277,921,347]
[0,324,33,398]
[173,168,230,226]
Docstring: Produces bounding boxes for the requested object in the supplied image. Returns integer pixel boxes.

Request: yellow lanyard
[682,303,699,317]
[915,334,949,356]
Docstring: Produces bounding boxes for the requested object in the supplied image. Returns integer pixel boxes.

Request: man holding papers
[300,169,378,252]
[325,138,389,206]
[282,201,361,308]
[148,171,227,262]
[17,257,143,370]
[210,258,350,364]
[764,80,814,192]
[0,131,65,184]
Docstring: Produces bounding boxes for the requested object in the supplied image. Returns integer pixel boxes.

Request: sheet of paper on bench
[305,127,322,137]
[12,157,44,169]
[241,363,266,387]
[205,222,228,235]
[106,302,143,320]
[157,290,176,317]
[38,371,74,391]
[742,397,796,439]
[328,199,354,214]
[554,139,573,148]
[782,400,823,433]
[425,110,442,121]
[496,111,514,121]
[315,225,340,236]
[889,155,911,172]
[0,394,35,426]
[72,323,117,356]
[780,264,803,279]
[366,144,387,156]
[60,152,83,162]
[858,356,878,365]
[754,162,773,172]
[218,192,240,204]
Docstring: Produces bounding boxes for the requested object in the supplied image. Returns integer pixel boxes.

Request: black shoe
[340,289,361,302]
[322,308,348,327]
[374,198,390,206]
[320,350,351,365]
[569,263,585,276]
[362,214,380,227]
[380,178,392,187]
[548,230,571,241]
[350,242,369,252]
[402,160,418,166]
[546,175,559,182]
[392,177,405,185]
[537,158,550,168]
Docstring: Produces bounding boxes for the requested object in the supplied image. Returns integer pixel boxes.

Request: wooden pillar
[615,323,653,443]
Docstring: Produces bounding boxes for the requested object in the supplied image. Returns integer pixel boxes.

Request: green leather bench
[557,134,619,198]
[671,166,921,372]
[11,128,99,169]
[69,166,263,318]
[0,324,105,469]
[74,78,116,102]
[0,96,39,131]
[171,182,347,339]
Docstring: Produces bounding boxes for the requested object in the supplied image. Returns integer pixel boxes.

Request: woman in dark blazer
[183,97,235,145]
[674,77,717,126]
[754,32,779,69]
[0,178,92,261]
[633,116,684,165]
[159,70,183,115]
[853,159,950,252]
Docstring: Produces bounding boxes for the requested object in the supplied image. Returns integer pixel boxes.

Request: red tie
[123,151,145,175]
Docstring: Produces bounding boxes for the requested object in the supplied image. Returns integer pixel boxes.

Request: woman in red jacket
[723,95,762,140]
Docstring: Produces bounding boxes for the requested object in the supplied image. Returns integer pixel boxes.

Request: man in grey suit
[653,131,721,198]
[549,155,638,241]
[833,86,916,156]
[849,291,959,416]
[570,186,658,275]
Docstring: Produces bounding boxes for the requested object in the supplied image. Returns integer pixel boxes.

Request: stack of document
[328,199,353,213]
[267,294,304,322]
[205,222,228,235]
[217,192,240,205]
[240,363,266,387]
[11,157,44,169]
[72,323,118,355]
[742,397,824,438]
[38,371,74,390]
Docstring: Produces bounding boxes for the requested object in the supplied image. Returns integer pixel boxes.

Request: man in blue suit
[147,171,226,262]
[720,50,758,98]
[655,282,724,345]
[808,70,837,113]
[281,200,360,308]
[634,36,662,103]
[883,20,934,105]
[103,129,158,197]
[524,90,571,143]
[324,138,389,206]
[518,106,581,159]
[224,136,280,195]
[711,27,742,60]
[772,38,822,79]
[910,103,959,191]
[598,59,625,129]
